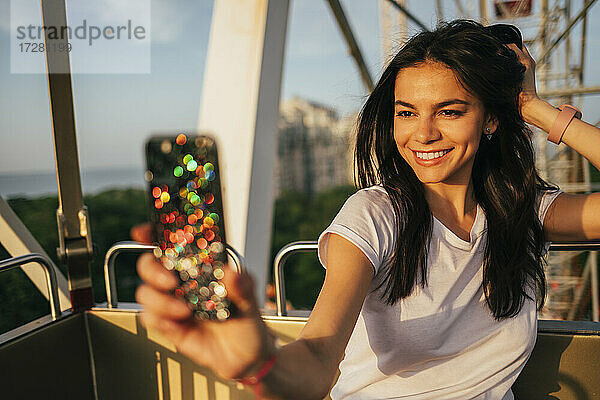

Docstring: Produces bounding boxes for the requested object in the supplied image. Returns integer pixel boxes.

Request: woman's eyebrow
[394,99,471,108]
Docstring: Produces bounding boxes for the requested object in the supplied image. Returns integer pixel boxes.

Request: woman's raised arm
[521,95,600,172]
[509,43,600,241]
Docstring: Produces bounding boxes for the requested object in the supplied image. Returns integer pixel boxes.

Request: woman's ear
[486,115,499,134]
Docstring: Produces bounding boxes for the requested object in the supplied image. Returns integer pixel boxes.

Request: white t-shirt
[318,186,562,400]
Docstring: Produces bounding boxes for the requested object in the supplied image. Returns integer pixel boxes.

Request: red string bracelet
[236,354,278,399]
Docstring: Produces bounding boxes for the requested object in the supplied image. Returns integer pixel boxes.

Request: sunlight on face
[393,61,496,187]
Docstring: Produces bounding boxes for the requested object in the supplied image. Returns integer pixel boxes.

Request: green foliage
[5,196,61,271]
[0,244,50,334]
[270,185,356,309]
[0,196,60,334]
[0,189,148,334]
[84,189,149,303]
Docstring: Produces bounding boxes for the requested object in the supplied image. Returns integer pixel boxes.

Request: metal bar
[548,241,600,251]
[515,0,528,16]
[435,0,444,22]
[538,85,600,98]
[566,250,599,322]
[539,0,549,93]
[385,0,430,32]
[0,196,71,310]
[479,0,488,24]
[568,254,592,320]
[273,241,319,316]
[0,254,61,320]
[224,245,246,274]
[578,0,594,319]
[104,241,246,309]
[272,241,600,317]
[380,0,393,63]
[564,0,572,93]
[325,0,374,92]
[591,251,599,321]
[40,0,94,311]
[104,242,155,309]
[579,0,590,85]
[397,0,407,50]
[538,0,598,64]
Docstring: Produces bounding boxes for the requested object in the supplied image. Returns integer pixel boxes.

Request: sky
[1,0,600,177]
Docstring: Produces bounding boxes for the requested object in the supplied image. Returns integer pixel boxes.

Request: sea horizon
[0,166,147,199]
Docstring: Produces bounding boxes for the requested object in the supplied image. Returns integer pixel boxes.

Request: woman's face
[393,61,496,186]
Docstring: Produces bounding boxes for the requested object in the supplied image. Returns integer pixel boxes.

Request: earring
[484,127,493,141]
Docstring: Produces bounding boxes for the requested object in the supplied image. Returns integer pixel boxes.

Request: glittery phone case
[145,133,233,321]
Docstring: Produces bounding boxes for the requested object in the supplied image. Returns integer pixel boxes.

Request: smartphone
[145,133,233,321]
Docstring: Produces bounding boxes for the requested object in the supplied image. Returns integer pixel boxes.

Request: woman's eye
[395,111,413,117]
[440,110,463,117]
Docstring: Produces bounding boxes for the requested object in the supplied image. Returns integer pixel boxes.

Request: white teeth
[415,149,450,160]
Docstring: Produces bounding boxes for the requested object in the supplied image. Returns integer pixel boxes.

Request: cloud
[149,0,185,44]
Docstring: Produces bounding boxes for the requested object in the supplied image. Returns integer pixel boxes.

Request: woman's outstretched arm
[509,44,600,241]
[134,223,374,399]
[260,233,374,398]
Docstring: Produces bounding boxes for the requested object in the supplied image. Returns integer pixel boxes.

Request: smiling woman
[355,19,559,320]
[135,19,600,400]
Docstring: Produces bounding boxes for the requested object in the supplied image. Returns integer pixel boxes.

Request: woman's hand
[507,43,539,112]
[132,223,277,380]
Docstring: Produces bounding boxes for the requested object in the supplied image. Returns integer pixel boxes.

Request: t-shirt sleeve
[317,187,396,275]
[537,188,563,226]
[537,188,563,254]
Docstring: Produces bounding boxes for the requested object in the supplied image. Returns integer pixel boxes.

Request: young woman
[134,20,600,399]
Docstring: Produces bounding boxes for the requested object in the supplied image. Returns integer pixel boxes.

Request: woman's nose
[413,118,441,144]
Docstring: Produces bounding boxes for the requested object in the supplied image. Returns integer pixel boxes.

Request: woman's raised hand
[507,43,539,113]
[132,223,277,380]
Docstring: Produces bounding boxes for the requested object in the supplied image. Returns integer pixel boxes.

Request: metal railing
[273,241,321,317]
[103,241,246,309]
[273,241,600,319]
[0,253,61,320]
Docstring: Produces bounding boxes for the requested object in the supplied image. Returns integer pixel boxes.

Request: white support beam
[198,0,289,305]
[0,196,71,311]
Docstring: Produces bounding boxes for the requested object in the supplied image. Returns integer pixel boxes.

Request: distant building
[275,97,355,197]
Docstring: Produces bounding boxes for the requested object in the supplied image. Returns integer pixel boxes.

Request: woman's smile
[412,148,454,165]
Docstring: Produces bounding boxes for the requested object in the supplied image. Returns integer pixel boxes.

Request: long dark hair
[355,19,555,320]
